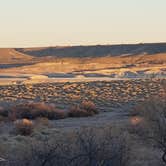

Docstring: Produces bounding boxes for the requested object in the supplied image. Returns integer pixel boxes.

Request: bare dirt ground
[51,111,129,130]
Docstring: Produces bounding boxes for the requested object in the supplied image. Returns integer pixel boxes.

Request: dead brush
[14,119,34,136]
[128,88,166,164]
[9,102,67,120]
[69,105,93,117]
[69,101,98,117]
[80,101,98,114]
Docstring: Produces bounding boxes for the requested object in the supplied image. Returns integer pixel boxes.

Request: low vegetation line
[0,101,98,136]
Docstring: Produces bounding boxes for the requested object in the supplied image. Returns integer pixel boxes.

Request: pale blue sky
[0,0,166,47]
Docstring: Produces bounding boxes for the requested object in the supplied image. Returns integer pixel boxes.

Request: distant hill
[16,43,166,58]
[0,43,166,78]
[0,48,33,64]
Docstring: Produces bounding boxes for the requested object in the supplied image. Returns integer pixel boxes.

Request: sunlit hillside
[0,43,166,79]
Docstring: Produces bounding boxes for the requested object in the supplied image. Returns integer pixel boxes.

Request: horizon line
[0,42,166,49]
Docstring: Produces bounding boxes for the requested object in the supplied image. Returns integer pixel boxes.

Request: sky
[0,0,166,47]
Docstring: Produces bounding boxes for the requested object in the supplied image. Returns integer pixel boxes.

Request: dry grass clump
[8,102,67,120]
[14,119,34,136]
[69,105,92,117]
[81,101,99,114]
[69,101,98,117]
